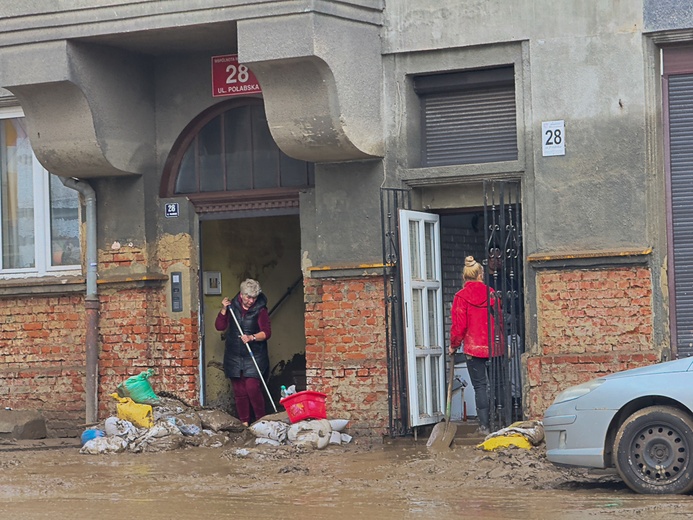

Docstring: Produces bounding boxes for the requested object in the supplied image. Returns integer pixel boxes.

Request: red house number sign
[211,54,262,98]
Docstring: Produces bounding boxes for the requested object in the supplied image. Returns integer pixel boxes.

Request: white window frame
[399,209,446,428]
[0,106,81,278]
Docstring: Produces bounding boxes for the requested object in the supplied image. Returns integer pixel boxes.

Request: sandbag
[110,393,154,429]
[117,369,160,405]
[477,434,533,451]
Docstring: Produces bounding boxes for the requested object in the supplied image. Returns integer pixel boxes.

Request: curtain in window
[1,118,34,269]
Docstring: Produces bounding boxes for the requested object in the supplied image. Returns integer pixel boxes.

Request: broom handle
[227,306,278,413]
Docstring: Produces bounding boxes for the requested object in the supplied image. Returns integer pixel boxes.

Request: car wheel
[614,406,693,494]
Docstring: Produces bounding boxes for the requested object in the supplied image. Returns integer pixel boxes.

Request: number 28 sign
[542,120,565,157]
[211,54,262,98]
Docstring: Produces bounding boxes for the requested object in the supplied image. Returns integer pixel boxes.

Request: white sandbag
[485,420,545,446]
[328,419,349,432]
[255,437,281,446]
[151,421,181,438]
[329,431,342,445]
[104,416,139,442]
[79,436,128,455]
[288,419,331,449]
[249,420,288,442]
[340,433,353,444]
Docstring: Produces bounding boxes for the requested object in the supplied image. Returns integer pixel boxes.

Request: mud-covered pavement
[1,437,693,520]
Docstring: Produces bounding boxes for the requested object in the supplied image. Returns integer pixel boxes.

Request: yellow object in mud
[110,393,153,428]
[477,434,532,451]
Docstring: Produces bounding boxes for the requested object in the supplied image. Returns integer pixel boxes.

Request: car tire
[614,405,693,494]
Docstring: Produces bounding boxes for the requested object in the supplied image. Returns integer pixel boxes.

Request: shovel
[426,353,457,449]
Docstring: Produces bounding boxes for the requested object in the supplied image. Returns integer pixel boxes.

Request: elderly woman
[215,278,272,426]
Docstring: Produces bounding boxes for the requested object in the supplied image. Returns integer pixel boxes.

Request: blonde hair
[462,256,483,282]
[240,278,261,298]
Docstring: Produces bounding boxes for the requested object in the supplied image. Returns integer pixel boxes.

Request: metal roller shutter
[669,73,693,357]
[421,87,517,166]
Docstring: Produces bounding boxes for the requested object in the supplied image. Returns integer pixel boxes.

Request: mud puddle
[1,441,693,519]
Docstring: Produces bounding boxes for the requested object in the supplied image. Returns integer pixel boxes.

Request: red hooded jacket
[450,280,503,359]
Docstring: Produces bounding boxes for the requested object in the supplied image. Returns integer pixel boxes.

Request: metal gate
[381,181,523,437]
[381,188,411,437]
[484,180,524,430]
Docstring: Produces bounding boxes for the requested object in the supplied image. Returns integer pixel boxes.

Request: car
[543,357,693,494]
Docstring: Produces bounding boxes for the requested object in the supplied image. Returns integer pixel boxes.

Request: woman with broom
[215,278,272,427]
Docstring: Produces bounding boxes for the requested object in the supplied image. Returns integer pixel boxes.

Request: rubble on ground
[79,396,251,454]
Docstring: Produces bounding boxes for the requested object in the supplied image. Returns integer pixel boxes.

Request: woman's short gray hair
[240,278,261,298]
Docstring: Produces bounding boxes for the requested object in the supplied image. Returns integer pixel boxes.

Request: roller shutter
[415,66,518,167]
[669,73,693,358]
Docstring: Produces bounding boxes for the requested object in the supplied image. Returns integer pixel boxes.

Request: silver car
[543,357,693,494]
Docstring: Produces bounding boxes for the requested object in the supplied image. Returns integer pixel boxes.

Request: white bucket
[450,363,477,420]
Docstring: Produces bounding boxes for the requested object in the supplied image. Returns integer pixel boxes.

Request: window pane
[427,289,438,347]
[412,288,423,347]
[175,145,197,194]
[198,116,223,192]
[425,221,435,280]
[416,357,426,414]
[225,106,252,190]
[280,152,309,187]
[432,355,441,414]
[49,174,81,266]
[408,220,421,279]
[1,118,34,269]
[251,106,278,189]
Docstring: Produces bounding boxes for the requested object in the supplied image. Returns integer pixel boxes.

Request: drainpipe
[60,177,99,424]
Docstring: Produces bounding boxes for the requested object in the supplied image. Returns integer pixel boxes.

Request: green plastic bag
[116,368,160,405]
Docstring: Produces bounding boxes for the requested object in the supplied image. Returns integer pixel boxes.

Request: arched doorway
[161,98,313,414]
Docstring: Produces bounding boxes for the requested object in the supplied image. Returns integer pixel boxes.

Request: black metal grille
[483,180,524,430]
[381,188,411,437]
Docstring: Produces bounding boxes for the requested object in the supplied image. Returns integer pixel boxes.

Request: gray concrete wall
[308,161,384,267]
[384,0,648,255]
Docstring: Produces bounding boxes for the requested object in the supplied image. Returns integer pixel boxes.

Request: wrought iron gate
[381,188,411,437]
[484,180,524,430]
[381,181,523,437]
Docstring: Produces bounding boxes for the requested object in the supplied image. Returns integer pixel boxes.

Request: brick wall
[99,285,199,416]
[0,286,199,436]
[0,243,199,437]
[526,266,657,417]
[0,294,87,435]
[304,275,389,440]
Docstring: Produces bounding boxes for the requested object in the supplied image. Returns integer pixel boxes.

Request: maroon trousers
[231,376,265,424]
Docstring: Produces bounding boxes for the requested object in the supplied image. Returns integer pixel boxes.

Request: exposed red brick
[527,266,656,419]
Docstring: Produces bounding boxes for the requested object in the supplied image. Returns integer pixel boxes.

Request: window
[173,101,313,196]
[0,108,81,275]
[414,66,518,167]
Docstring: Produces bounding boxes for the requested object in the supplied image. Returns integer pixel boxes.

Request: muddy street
[1,438,693,520]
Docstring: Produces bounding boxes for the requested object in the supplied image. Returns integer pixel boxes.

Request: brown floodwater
[1,440,693,520]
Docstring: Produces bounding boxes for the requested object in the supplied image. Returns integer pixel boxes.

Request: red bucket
[280,391,327,423]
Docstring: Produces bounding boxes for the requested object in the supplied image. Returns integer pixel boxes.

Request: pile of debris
[248,418,351,448]
[80,396,248,454]
[79,370,351,455]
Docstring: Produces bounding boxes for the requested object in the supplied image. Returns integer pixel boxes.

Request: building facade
[0,1,688,439]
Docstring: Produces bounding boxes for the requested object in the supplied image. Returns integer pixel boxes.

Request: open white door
[399,209,445,428]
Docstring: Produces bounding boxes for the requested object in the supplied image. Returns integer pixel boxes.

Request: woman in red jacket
[449,256,502,434]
